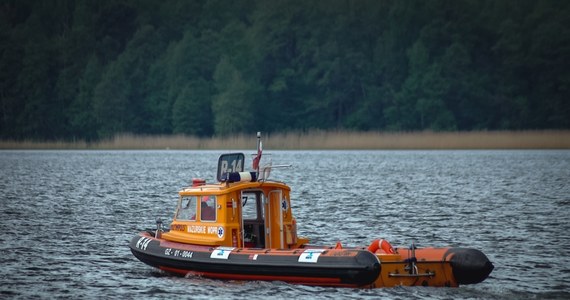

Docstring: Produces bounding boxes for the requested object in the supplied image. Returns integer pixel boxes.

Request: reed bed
[266,130,570,150]
[0,130,569,150]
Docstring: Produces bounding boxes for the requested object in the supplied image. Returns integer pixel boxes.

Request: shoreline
[1,130,569,150]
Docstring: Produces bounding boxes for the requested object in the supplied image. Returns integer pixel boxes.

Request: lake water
[1,150,569,299]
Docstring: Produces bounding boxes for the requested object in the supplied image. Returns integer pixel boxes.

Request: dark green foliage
[1,0,568,140]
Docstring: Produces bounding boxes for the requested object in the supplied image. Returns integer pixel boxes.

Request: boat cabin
[161,153,309,249]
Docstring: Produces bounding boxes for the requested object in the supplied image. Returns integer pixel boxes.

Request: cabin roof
[179,180,290,196]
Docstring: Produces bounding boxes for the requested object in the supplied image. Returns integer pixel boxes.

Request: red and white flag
[252,141,262,171]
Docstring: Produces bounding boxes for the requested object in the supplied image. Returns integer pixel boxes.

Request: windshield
[176,196,197,221]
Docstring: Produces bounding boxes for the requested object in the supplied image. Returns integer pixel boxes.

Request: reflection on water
[1,150,569,299]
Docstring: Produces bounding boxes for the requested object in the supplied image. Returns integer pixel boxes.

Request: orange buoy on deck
[368,239,395,254]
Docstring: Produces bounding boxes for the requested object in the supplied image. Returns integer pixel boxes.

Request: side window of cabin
[242,192,261,220]
[200,196,216,221]
[177,196,197,221]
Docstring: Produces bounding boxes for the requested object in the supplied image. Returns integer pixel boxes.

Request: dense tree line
[1,0,569,140]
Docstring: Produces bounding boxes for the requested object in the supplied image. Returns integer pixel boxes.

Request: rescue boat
[130,133,493,288]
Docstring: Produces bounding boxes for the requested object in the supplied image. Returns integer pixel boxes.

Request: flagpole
[253,131,262,175]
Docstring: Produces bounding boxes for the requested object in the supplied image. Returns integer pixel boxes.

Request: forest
[1,0,569,141]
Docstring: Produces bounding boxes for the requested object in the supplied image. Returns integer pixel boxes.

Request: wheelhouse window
[176,196,197,221]
[200,196,217,221]
[242,192,263,220]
